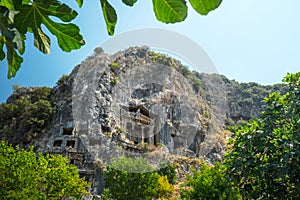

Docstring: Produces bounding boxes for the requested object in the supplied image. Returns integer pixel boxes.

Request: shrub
[56,74,69,86]
[102,157,160,200]
[157,164,177,185]
[180,162,240,200]
[110,76,119,85]
[94,47,104,54]
[109,61,119,72]
[12,84,21,93]
[191,77,203,92]
[157,175,174,198]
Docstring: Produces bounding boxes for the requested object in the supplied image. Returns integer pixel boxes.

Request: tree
[157,163,177,185]
[225,72,300,199]
[0,0,222,79]
[0,86,54,145]
[0,141,90,199]
[102,156,174,200]
[180,162,240,200]
[12,83,21,93]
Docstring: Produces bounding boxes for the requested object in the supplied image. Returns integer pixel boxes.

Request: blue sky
[0,0,299,102]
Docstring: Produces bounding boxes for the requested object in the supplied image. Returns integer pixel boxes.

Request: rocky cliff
[0,46,286,195]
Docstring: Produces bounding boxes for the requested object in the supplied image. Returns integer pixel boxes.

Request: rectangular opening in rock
[139,107,150,118]
[133,137,139,144]
[53,140,62,147]
[101,125,111,132]
[128,106,138,113]
[66,140,75,148]
[154,134,158,146]
[144,137,149,143]
[63,127,74,135]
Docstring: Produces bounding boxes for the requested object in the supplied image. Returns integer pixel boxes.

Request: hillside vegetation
[0,87,55,147]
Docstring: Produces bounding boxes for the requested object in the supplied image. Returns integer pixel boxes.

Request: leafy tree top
[225,72,300,199]
[0,141,90,199]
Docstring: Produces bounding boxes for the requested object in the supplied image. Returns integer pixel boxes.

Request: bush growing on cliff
[109,61,119,73]
[0,142,89,199]
[56,74,70,86]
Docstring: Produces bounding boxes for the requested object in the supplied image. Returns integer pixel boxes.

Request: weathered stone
[0,46,286,196]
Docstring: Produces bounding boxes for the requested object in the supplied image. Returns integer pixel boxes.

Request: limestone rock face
[0,46,285,195]
[65,47,284,161]
[68,47,223,162]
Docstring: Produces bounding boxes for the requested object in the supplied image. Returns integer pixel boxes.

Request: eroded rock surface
[0,46,285,195]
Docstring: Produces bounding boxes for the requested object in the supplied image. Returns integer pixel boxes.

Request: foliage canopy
[0,141,90,199]
[180,162,240,200]
[225,72,300,199]
[0,86,54,145]
[102,157,174,200]
[0,0,222,78]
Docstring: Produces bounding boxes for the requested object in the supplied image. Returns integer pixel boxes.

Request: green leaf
[0,10,10,36]
[34,28,50,54]
[0,9,24,77]
[0,8,25,54]
[0,41,5,60]
[22,0,32,4]
[6,40,23,78]
[122,0,138,6]
[189,0,222,15]
[0,0,14,10]
[14,4,50,54]
[100,0,117,35]
[152,0,187,23]
[14,2,84,53]
[43,18,84,52]
[11,28,25,55]
[45,2,78,22]
[75,0,83,8]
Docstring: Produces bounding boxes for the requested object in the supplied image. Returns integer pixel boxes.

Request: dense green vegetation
[0,86,54,145]
[0,142,89,199]
[157,163,177,185]
[102,157,174,200]
[178,73,300,200]
[180,162,240,200]
[225,72,300,199]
